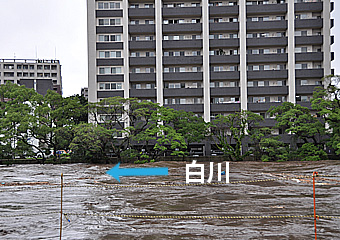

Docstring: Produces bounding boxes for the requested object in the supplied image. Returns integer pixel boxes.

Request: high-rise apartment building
[87,0,334,155]
[0,59,62,95]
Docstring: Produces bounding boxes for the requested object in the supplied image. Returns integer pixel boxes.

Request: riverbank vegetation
[0,75,339,162]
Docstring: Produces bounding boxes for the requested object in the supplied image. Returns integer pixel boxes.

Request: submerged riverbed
[0,161,339,239]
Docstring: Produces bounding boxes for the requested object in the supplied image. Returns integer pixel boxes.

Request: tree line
[0,75,339,162]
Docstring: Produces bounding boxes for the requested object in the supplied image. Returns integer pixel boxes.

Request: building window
[252,97,266,103]
[4,72,14,77]
[99,51,121,58]
[146,52,155,57]
[99,67,122,74]
[301,80,308,85]
[130,20,139,25]
[98,34,121,42]
[98,18,121,26]
[99,82,122,90]
[4,64,14,69]
[145,68,154,73]
[295,63,308,69]
[98,2,120,10]
[145,20,154,25]
[213,66,224,72]
[301,96,309,102]
[253,65,259,71]
[192,67,201,72]
[30,65,35,70]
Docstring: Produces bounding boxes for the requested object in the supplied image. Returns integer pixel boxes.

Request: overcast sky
[0,0,339,97]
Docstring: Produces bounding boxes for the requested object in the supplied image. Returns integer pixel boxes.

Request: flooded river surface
[0,161,340,240]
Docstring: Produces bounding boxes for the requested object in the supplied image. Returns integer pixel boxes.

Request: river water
[0,161,339,240]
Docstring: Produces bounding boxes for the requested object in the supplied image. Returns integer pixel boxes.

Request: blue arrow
[106,163,168,182]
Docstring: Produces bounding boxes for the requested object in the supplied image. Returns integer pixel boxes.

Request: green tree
[211,110,263,161]
[268,102,326,144]
[268,102,327,160]
[29,90,87,158]
[0,82,40,158]
[165,109,209,155]
[69,123,114,160]
[132,105,188,160]
[88,97,144,160]
[312,75,340,155]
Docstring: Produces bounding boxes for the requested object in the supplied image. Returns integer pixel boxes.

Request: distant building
[0,59,62,95]
[81,87,89,100]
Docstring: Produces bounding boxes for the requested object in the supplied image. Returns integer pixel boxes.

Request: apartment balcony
[129,41,156,50]
[210,71,240,80]
[248,86,288,96]
[209,22,239,32]
[129,73,156,82]
[164,88,203,97]
[166,104,203,112]
[163,23,202,33]
[128,8,155,18]
[129,57,156,66]
[295,19,323,29]
[97,74,124,82]
[209,39,239,48]
[296,85,321,95]
[247,70,288,80]
[209,6,238,16]
[295,2,322,12]
[96,26,123,34]
[96,42,123,50]
[295,36,323,45]
[128,24,155,34]
[295,52,323,62]
[247,3,287,14]
[248,102,282,112]
[163,72,203,81]
[97,58,124,66]
[97,90,124,98]
[247,20,287,31]
[211,103,240,112]
[163,56,203,65]
[247,53,287,63]
[210,87,240,96]
[163,39,203,49]
[96,10,123,18]
[162,7,202,17]
[295,69,324,78]
[130,89,156,98]
[209,55,240,64]
[247,37,287,47]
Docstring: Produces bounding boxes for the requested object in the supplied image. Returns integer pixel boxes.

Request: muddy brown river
[0,161,339,239]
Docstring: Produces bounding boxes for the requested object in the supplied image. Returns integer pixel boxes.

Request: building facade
[81,87,89,100]
[87,0,333,155]
[0,59,62,95]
